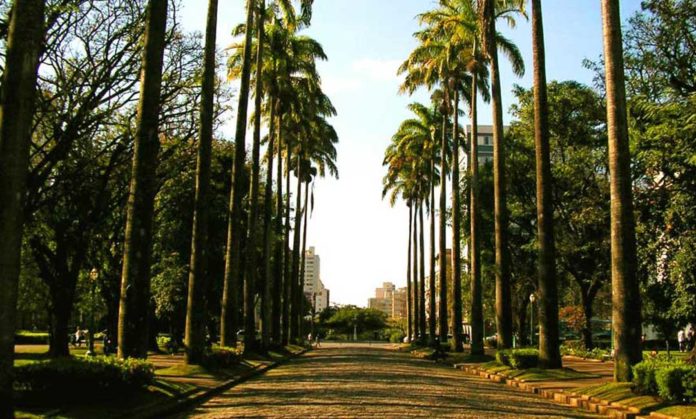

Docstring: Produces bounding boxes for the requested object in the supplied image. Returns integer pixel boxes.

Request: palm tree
[185,0,219,365]
[118,0,169,359]
[600,0,642,382]
[478,0,525,349]
[531,0,561,369]
[0,0,45,414]
[450,87,464,352]
[221,0,255,348]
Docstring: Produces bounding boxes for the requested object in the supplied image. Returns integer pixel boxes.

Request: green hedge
[496,349,539,370]
[633,360,696,403]
[13,356,154,402]
[14,331,49,345]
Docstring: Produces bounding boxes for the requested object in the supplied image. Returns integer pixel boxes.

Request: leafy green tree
[0,0,45,414]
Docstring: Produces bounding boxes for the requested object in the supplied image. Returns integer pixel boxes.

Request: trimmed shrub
[389,330,405,344]
[496,350,511,367]
[201,347,241,370]
[13,357,154,403]
[684,369,696,402]
[509,349,539,369]
[655,366,692,402]
[633,361,660,394]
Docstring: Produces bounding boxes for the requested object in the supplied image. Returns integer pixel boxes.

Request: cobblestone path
[181,343,601,418]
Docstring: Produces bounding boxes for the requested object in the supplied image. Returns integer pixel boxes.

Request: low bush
[496,350,510,366]
[656,366,693,402]
[633,361,660,394]
[13,356,154,403]
[560,345,610,361]
[633,360,696,403]
[14,331,49,345]
[389,330,405,344]
[509,349,539,369]
[201,347,241,370]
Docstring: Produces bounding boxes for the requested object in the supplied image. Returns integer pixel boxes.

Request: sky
[180,0,644,307]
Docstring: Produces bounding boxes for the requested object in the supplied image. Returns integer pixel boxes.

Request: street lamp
[529,293,536,347]
[87,268,99,356]
[353,315,358,341]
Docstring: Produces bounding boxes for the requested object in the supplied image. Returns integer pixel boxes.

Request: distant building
[391,287,408,319]
[368,282,396,318]
[303,246,329,312]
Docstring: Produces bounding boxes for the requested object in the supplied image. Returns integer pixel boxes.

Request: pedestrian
[315,333,320,348]
[678,329,686,352]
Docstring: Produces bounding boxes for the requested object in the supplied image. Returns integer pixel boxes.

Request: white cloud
[321,75,362,95]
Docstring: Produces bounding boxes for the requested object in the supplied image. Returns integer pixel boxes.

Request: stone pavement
[178,343,603,418]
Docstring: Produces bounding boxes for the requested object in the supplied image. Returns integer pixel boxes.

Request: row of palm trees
[383,0,642,381]
[0,0,338,412]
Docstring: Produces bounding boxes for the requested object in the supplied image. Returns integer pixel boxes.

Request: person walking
[678,329,686,352]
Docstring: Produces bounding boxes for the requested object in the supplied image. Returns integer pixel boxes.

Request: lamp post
[353,315,358,341]
[87,268,99,356]
[529,293,536,347]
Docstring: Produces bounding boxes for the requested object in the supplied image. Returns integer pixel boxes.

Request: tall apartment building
[303,246,330,312]
[391,287,407,319]
[368,282,407,320]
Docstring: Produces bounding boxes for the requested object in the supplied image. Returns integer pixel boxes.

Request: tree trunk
[469,66,484,356]
[118,0,169,359]
[185,0,218,365]
[290,160,303,342]
[282,135,292,345]
[488,12,513,350]
[0,0,45,414]
[242,0,265,355]
[48,279,76,358]
[272,109,284,345]
[220,0,255,348]
[407,205,413,342]
[532,0,561,369]
[299,180,310,340]
[262,100,277,351]
[429,161,437,347]
[601,0,642,382]
[451,90,463,353]
[439,114,449,343]
[412,202,420,342]
[418,202,427,343]
[581,291,594,350]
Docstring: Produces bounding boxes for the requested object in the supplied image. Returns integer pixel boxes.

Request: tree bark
[532,0,561,369]
[221,0,255,348]
[118,0,169,359]
[272,109,283,345]
[0,1,45,413]
[439,115,449,343]
[185,0,218,365]
[469,67,484,356]
[413,201,420,341]
[282,134,292,345]
[601,0,642,382]
[428,161,437,347]
[489,13,513,350]
[407,205,413,342]
[581,290,595,350]
[290,160,303,342]
[262,101,277,351]
[418,202,427,343]
[243,0,265,355]
[451,90,463,353]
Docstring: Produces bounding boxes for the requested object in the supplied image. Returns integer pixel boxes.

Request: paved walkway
[179,343,602,418]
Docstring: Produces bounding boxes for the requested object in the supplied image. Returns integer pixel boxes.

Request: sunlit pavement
[179,342,602,418]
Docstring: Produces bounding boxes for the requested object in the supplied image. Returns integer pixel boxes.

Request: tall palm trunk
[406,205,413,342]
[185,0,218,365]
[242,0,266,355]
[272,109,284,345]
[601,0,642,381]
[532,0,561,369]
[118,0,169,359]
[469,67,484,356]
[0,1,45,414]
[439,114,449,343]
[299,180,310,339]
[451,90,463,353]
[261,101,277,351]
[290,159,303,342]
[221,0,255,348]
[481,0,513,349]
[412,201,420,342]
[282,135,292,345]
[429,161,437,347]
[418,201,427,341]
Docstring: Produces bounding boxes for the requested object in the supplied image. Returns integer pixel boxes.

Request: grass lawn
[480,361,598,382]
[574,382,696,417]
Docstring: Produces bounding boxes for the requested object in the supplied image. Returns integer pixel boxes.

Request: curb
[123,349,309,419]
[453,363,641,419]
